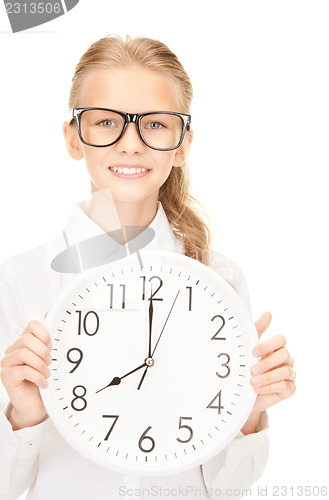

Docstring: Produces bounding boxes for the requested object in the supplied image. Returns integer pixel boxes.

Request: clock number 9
[216,353,231,378]
[67,348,83,373]
[71,385,87,411]
[76,310,99,336]
[210,315,226,340]
[138,426,155,453]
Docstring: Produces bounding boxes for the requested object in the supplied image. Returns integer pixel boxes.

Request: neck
[87,189,159,243]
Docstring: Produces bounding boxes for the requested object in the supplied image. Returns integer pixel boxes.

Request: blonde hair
[68,35,212,264]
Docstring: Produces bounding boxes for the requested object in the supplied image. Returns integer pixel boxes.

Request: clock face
[40,250,258,476]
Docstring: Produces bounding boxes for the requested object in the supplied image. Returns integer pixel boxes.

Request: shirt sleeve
[201,412,269,499]
[0,260,48,499]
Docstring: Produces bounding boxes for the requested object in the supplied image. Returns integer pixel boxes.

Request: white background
[0,1,328,498]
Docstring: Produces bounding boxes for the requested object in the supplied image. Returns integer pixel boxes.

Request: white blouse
[0,201,269,500]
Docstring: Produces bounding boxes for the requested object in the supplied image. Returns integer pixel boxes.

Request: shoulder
[207,249,252,312]
[0,236,64,280]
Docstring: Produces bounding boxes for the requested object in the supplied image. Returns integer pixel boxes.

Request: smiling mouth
[109,166,150,176]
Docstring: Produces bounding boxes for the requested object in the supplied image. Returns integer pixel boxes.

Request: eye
[146,121,166,130]
[98,119,116,127]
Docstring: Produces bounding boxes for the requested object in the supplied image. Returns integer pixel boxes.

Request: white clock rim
[40,249,259,476]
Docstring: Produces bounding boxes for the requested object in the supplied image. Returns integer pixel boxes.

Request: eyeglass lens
[79,110,184,149]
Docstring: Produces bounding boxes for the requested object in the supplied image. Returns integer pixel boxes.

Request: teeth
[111,166,148,174]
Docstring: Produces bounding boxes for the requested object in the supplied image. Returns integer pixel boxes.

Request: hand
[95,361,147,393]
[0,320,52,430]
[241,312,296,435]
[137,290,180,390]
[148,297,154,358]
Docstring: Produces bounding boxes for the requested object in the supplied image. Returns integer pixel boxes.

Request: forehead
[78,66,181,113]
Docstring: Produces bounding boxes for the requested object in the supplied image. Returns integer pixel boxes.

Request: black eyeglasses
[70,108,191,151]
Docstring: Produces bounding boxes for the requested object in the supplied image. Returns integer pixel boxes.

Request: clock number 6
[138,426,155,453]
[176,417,193,443]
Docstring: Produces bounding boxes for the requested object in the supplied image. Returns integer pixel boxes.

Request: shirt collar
[64,200,182,254]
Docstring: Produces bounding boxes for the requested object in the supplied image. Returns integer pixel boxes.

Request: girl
[0,35,296,500]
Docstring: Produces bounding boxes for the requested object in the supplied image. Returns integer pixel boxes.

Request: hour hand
[95,362,147,393]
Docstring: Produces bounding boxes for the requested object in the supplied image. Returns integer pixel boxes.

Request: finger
[3,365,49,389]
[252,334,286,358]
[251,365,296,388]
[3,349,51,379]
[5,320,52,355]
[252,379,296,398]
[251,347,292,375]
[254,312,272,338]
[15,332,52,363]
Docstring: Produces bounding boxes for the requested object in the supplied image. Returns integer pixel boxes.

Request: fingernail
[44,367,51,378]
[46,355,52,366]
[251,376,262,386]
[47,342,52,351]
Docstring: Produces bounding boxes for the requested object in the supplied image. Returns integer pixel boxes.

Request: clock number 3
[216,353,231,379]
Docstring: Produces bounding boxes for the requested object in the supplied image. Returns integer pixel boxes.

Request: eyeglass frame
[69,107,192,152]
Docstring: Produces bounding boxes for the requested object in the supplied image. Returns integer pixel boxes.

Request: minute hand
[151,289,180,357]
[137,289,180,390]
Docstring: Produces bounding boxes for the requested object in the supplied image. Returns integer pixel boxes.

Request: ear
[63,121,84,160]
[172,129,194,167]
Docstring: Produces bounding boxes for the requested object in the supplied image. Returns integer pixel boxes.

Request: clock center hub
[145,357,154,367]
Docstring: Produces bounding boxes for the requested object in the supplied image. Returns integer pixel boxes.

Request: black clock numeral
[217,353,231,378]
[71,385,87,411]
[67,348,83,373]
[102,415,119,441]
[211,315,226,340]
[176,417,193,443]
[206,390,224,414]
[76,311,99,336]
[140,275,163,301]
[138,426,155,453]
[107,284,126,309]
[186,286,192,311]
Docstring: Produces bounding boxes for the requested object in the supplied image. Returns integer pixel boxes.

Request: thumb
[254,311,272,338]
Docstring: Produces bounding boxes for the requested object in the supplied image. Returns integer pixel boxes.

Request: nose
[115,122,145,154]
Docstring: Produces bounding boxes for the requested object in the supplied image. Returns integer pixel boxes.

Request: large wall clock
[40,250,258,476]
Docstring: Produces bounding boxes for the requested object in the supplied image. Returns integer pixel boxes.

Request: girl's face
[64,66,192,207]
